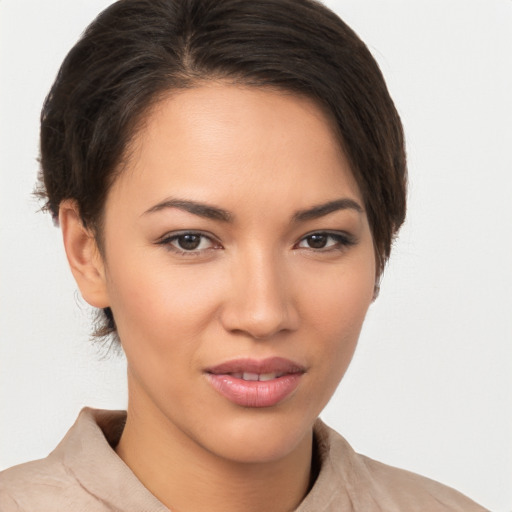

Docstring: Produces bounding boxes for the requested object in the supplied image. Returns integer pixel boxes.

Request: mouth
[205,356,305,376]
[204,357,305,408]
[226,371,286,381]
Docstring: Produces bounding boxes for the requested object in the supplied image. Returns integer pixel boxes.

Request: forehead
[109,83,362,216]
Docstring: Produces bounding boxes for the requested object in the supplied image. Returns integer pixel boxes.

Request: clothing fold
[0,408,488,512]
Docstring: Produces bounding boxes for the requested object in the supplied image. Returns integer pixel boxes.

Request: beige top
[0,408,488,511]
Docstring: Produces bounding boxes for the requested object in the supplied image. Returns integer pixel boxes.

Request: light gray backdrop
[0,1,510,510]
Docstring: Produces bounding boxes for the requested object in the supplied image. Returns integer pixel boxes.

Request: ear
[372,280,380,302]
[59,200,110,308]
[372,252,382,302]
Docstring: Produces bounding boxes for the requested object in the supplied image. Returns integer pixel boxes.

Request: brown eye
[158,231,219,254]
[176,234,202,251]
[297,232,356,251]
[306,234,328,249]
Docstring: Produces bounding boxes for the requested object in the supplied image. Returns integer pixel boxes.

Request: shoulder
[357,453,488,511]
[0,408,168,512]
[0,455,99,511]
[308,420,489,512]
[0,408,128,512]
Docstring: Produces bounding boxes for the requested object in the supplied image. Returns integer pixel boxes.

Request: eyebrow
[143,197,362,223]
[292,198,363,222]
[143,198,232,222]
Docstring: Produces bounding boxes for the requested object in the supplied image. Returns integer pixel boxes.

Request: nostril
[221,306,299,340]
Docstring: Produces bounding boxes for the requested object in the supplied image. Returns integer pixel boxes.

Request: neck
[115,385,314,512]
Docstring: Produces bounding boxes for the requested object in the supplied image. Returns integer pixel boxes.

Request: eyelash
[295,231,356,252]
[156,230,356,256]
[156,231,222,256]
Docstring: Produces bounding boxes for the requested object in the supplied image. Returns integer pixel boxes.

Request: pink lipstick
[205,357,305,408]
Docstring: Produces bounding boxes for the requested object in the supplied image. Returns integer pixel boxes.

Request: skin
[60,84,377,512]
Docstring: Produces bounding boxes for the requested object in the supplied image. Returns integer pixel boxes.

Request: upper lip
[205,357,306,376]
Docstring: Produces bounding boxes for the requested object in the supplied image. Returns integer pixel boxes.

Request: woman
[0,0,492,510]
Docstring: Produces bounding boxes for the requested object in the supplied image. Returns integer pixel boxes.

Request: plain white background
[0,1,510,510]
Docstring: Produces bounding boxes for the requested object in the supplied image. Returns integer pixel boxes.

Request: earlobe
[59,200,110,309]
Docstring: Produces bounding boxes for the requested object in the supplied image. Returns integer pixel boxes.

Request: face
[98,84,376,463]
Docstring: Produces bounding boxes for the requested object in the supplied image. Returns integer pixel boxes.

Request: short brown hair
[38,0,407,340]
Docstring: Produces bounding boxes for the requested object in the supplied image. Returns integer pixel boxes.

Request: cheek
[104,251,225,352]
[305,256,374,329]
[300,256,375,371]
[104,257,227,405]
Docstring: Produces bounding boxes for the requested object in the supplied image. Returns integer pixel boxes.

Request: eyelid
[295,230,357,250]
[156,230,222,254]
[155,229,356,255]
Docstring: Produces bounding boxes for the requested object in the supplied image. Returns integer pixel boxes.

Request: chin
[197,409,315,465]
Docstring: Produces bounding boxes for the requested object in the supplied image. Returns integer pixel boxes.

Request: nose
[219,249,299,340]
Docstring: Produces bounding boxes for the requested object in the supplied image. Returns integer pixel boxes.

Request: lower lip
[206,373,302,408]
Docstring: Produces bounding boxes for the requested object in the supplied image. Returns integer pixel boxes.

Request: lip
[205,357,305,408]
